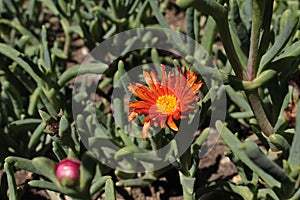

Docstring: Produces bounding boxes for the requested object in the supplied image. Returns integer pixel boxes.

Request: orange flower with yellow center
[128,64,203,140]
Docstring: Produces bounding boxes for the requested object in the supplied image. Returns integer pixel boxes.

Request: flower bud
[55,159,80,187]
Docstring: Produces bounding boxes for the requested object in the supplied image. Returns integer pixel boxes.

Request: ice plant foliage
[55,158,81,187]
[128,64,203,140]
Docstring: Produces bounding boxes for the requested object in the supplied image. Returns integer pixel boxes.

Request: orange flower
[128,64,203,140]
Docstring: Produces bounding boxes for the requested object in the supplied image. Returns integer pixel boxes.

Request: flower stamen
[156,94,177,114]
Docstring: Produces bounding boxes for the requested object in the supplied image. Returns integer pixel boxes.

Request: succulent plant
[0,0,299,200]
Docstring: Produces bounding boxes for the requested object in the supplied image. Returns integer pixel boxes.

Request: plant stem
[176,0,225,20]
[247,0,265,80]
[245,0,274,136]
[183,190,194,200]
[177,147,195,199]
[176,0,246,79]
[247,90,274,136]
[179,172,194,200]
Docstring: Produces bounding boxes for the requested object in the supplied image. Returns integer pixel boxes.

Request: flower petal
[150,69,165,96]
[142,121,150,140]
[128,101,151,109]
[128,83,157,102]
[167,116,178,131]
[160,64,168,94]
[128,112,137,121]
[143,71,157,92]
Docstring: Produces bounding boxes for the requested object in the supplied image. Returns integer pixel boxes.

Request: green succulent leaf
[28,180,85,198]
[0,43,44,85]
[58,63,108,88]
[5,157,36,173]
[90,176,111,196]
[104,178,116,200]
[259,10,299,74]
[32,157,58,184]
[116,173,157,187]
[79,152,97,194]
[216,121,281,188]
[4,162,18,200]
[27,121,46,150]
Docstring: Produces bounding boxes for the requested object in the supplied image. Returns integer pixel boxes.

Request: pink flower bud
[55,159,80,187]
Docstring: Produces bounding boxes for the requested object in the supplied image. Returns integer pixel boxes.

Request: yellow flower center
[156,94,177,114]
